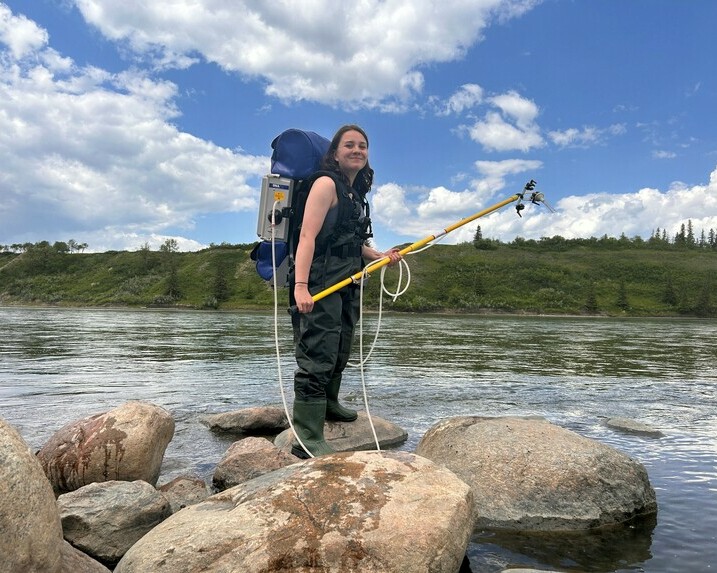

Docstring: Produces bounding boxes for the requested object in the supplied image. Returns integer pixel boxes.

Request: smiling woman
[288,124,402,459]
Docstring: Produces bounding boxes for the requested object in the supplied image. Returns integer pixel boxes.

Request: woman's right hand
[294,283,314,314]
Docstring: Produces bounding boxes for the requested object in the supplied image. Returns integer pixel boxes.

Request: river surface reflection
[1,307,715,572]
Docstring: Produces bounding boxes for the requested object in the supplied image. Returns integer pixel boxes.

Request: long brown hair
[321,124,374,195]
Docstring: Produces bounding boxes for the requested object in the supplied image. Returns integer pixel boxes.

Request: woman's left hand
[383,247,402,267]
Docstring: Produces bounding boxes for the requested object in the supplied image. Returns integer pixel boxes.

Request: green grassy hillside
[1,240,715,317]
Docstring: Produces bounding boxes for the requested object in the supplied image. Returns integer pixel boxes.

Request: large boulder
[116,451,473,573]
[212,436,298,491]
[58,480,172,567]
[0,417,64,573]
[274,411,407,453]
[37,400,175,495]
[416,416,657,531]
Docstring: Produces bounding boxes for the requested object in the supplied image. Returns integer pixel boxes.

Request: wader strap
[329,244,362,258]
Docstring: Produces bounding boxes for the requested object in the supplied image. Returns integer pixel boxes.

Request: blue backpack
[270,129,330,179]
[251,129,331,284]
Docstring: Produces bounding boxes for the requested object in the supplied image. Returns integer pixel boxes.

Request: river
[0,307,715,572]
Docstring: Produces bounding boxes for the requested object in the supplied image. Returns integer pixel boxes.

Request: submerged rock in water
[115,450,473,573]
[37,400,175,495]
[416,416,657,531]
[605,416,664,437]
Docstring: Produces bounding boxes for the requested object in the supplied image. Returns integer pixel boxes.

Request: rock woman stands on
[290,124,401,459]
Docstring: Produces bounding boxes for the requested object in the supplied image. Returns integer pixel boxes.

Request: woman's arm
[293,176,337,313]
[362,244,402,264]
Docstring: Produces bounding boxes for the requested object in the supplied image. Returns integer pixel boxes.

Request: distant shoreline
[0,301,702,320]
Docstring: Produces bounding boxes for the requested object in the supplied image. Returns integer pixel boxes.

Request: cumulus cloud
[0,4,47,59]
[464,90,543,152]
[72,0,537,108]
[438,83,484,116]
[373,162,717,247]
[0,14,267,251]
[373,158,542,241]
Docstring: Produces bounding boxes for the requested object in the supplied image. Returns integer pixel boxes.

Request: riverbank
[1,241,715,316]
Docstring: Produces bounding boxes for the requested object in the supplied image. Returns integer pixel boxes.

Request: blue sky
[1,0,716,253]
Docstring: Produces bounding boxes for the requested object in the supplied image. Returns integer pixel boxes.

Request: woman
[291,124,401,459]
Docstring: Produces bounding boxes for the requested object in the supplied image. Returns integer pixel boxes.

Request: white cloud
[548,123,627,147]
[461,90,543,152]
[0,4,48,59]
[0,18,267,251]
[72,0,539,108]
[653,150,677,159]
[476,166,717,243]
[468,110,544,152]
[489,90,539,128]
[372,157,542,241]
[438,83,484,116]
[374,163,717,247]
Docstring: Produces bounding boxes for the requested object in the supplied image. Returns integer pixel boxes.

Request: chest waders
[290,174,370,459]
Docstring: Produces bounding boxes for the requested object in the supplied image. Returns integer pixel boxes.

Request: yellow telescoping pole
[309,192,523,305]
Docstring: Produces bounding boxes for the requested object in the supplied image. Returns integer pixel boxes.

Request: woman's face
[334,130,368,178]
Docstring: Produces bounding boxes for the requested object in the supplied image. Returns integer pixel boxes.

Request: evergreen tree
[473,225,483,244]
[139,242,152,272]
[686,220,695,247]
[213,263,230,302]
[616,280,630,310]
[583,282,599,313]
[165,264,181,300]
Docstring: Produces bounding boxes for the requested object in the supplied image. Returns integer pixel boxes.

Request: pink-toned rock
[115,451,473,573]
[37,401,174,495]
[212,436,297,491]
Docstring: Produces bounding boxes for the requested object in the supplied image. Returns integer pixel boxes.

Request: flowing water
[1,307,715,572]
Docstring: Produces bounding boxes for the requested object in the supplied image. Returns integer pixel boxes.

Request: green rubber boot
[325,375,358,422]
[290,399,335,459]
